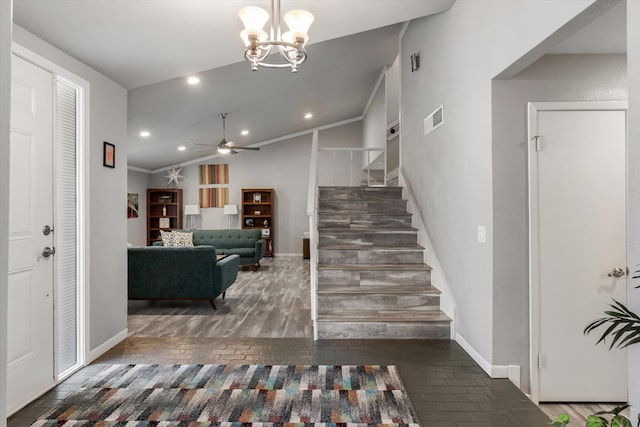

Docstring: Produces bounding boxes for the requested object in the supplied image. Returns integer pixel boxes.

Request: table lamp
[223,204,238,229]
[184,204,200,230]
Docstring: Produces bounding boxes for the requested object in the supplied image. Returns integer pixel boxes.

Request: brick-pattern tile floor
[8,338,551,427]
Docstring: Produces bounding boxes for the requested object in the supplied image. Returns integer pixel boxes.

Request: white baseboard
[455,332,493,376]
[455,332,521,388]
[87,328,128,363]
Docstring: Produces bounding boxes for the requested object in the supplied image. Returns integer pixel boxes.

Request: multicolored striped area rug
[32,364,420,427]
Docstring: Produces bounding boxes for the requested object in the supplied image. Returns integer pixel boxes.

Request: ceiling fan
[190,113,260,154]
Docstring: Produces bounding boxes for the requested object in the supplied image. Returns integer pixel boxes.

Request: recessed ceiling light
[186,76,200,85]
[178,145,186,151]
[139,130,151,137]
[241,130,249,136]
[304,113,313,119]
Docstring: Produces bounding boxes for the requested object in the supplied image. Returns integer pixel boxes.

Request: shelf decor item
[242,188,274,257]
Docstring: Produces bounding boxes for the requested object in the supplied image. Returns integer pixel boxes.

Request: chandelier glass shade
[239,0,314,73]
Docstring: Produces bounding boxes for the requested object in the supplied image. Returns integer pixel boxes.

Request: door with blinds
[8,54,81,414]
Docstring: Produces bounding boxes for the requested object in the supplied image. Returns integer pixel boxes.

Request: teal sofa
[154,229,265,270]
[127,245,240,309]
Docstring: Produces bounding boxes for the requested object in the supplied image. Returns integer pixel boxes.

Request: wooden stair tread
[317,311,451,322]
[318,244,425,250]
[318,211,412,215]
[318,263,432,271]
[318,227,418,233]
[318,201,407,205]
[317,285,440,295]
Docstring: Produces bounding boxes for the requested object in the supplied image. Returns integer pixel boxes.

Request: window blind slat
[55,79,78,374]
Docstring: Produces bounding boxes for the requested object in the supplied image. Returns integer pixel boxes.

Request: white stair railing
[318,147,386,187]
[307,131,319,340]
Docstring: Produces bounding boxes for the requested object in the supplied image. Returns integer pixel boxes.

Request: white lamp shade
[239,6,270,33]
[223,204,238,215]
[184,204,200,215]
[283,9,314,37]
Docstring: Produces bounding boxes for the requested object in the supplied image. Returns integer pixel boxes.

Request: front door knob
[42,246,56,258]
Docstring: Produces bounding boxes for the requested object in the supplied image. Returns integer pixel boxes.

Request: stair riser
[319,187,403,200]
[319,200,408,214]
[318,249,423,264]
[317,321,450,339]
[318,215,413,229]
[318,269,431,287]
[319,232,417,247]
[318,294,440,313]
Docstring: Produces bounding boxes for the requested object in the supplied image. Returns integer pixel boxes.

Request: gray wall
[151,121,362,254]
[127,170,151,246]
[626,0,640,420]
[0,1,11,423]
[491,53,628,391]
[13,26,129,353]
[400,0,596,364]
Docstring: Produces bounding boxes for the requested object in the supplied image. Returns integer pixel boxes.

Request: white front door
[529,102,627,402]
[7,54,55,414]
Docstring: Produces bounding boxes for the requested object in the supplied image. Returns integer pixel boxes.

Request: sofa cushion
[193,229,262,249]
[225,247,255,258]
[160,230,175,246]
[172,231,194,247]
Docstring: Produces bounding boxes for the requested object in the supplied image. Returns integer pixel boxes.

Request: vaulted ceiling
[12,0,627,171]
[13,0,456,170]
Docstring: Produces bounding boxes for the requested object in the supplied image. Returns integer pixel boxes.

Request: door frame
[11,42,90,381]
[528,101,628,404]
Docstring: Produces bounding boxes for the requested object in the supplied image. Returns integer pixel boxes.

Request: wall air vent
[424,104,444,136]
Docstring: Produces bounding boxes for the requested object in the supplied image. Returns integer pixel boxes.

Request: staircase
[316,186,451,339]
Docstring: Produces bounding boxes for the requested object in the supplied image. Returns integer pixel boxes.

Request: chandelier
[239,0,314,73]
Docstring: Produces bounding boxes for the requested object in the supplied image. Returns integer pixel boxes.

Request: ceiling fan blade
[232,146,260,151]
[189,142,216,148]
[193,147,214,152]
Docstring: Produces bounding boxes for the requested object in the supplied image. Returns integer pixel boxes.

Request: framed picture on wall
[103,141,115,168]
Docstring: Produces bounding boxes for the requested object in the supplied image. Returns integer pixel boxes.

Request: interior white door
[7,54,55,414]
[532,106,627,402]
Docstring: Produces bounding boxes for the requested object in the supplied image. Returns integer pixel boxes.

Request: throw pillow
[172,231,194,247]
[159,230,175,246]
